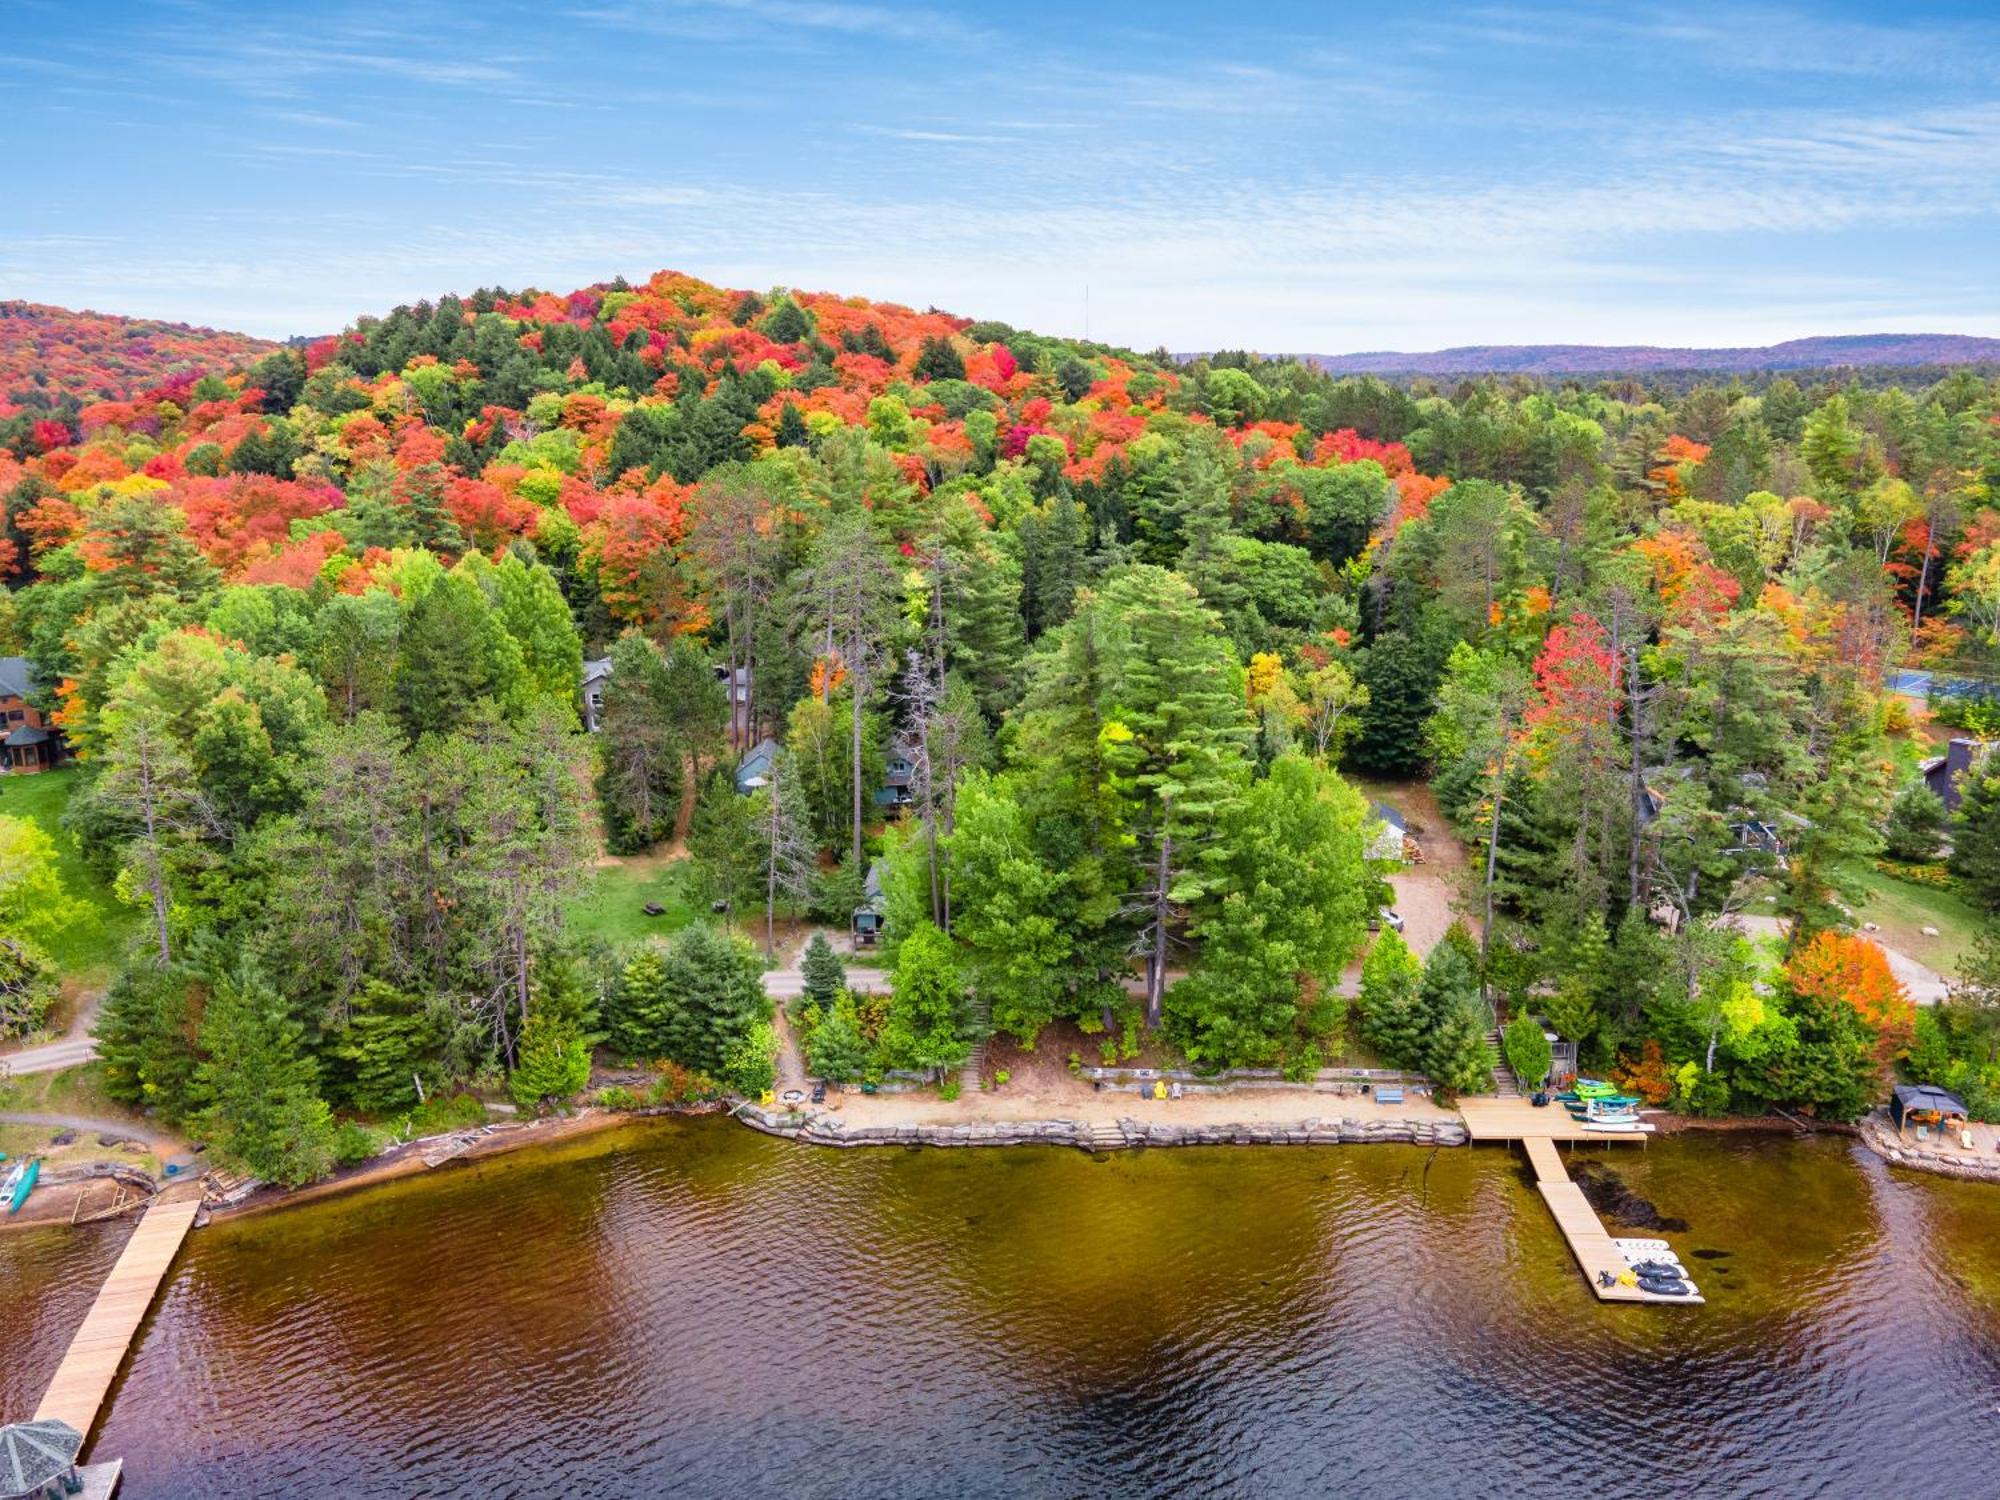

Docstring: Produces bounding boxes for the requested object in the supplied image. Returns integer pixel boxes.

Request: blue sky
[3,1,1997,351]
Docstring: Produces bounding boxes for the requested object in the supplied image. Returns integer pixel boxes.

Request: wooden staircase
[958,993,992,1094]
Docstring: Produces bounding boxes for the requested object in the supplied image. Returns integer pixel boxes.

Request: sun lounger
[1376,1086,1405,1104]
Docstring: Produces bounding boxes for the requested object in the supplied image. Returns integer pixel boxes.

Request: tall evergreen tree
[194,958,337,1187]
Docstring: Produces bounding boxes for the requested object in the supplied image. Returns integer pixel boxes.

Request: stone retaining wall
[733,1104,1468,1151]
[1859,1113,2000,1185]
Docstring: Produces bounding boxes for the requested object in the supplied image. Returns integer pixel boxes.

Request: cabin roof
[0,657,33,701]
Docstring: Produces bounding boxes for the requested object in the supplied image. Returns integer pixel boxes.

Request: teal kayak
[5,1157,39,1213]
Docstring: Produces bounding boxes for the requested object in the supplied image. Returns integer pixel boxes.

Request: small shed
[1366,802,1406,863]
[734,737,780,795]
[1889,1082,1968,1133]
[851,859,887,946]
[0,1419,83,1500]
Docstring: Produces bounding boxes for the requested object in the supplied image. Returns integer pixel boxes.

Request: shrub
[331,1120,380,1167]
[939,1078,961,1102]
[722,1020,779,1097]
[1882,783,1947,863]
[1614,1040,1676,1106]
[405,1092,488,1136]
[803,989,872,1083]
[1670,1061,1731,1118]
[1875,858,1954,889]
[1502,1012,1553,1089]
[593,1085,643,1111]
[646,1062,720,1105]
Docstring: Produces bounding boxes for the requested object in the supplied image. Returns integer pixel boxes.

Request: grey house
[735,737,780,794]
[1921,738,1993,813]
[579,657,613,732]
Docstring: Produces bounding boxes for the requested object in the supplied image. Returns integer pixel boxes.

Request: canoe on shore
[5,1156,40,1213]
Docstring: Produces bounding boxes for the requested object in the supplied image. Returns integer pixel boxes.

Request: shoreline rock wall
[733,1105,1469,1150]
[1859,1113,2000,1185]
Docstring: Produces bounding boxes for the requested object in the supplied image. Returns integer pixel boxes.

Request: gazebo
[1889,1083,1968,1137]
[0,1419,83,1500]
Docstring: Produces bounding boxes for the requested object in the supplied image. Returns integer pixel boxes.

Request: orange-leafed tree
[1783,931,1915,1070]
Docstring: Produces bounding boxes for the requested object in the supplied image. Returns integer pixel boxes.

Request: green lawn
[0,767,136,984]
[1836,859,1987,978]
[565,855,697,949]
[0,1059,134,1120]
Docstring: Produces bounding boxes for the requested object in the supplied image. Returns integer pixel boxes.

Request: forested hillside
[0,301,278,420]
[1301,333,2000,377]
[4,267,2000,1183]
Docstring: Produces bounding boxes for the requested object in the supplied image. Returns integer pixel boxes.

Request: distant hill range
[0,300,277,410]
[1292,334,2000,376]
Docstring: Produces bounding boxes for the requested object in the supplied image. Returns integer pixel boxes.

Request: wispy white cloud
[1442,2,2000,82]
[5,0,1998,350]
[851,124,1018,145]
[568,0,986,48]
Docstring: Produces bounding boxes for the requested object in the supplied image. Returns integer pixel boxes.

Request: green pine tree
[1357,928,1425,1067]
[804,989,872,1082]
[332,980,441,1114]
[800,932,846,1005]
[509,1005,592,1110]
[1426,991,1496,1099]
[193,959,337,1187]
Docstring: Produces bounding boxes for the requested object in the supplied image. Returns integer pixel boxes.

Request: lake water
[6,1121,2000,1498]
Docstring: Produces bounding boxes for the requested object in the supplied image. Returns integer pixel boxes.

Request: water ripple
[5,1125,1986,1499]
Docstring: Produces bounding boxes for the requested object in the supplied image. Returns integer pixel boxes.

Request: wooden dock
[1459,1099,1699,1306]
[1458,1095,1645,1143]
[34,1181,202,1437]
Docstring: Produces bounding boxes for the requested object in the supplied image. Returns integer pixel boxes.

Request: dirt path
[0,990,104,1077]
[761,928,889,1101]
[0,1111,184,1152]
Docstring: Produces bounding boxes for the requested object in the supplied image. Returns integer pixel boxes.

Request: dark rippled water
[8,1123,2000,1498]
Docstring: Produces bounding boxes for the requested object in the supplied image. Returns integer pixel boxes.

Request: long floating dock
[1459,1099,1701,1306]
[35,1181,202,1437]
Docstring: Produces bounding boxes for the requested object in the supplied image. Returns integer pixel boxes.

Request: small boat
[5,1157,39,1214]
[1637,1272,1699,1299]
[1582,1118,1655,1134]
[1614,1237,1671,1254]
[1580,1098,1642,1121]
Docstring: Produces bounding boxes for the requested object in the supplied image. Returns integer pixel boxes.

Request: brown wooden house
[0,657,63,774]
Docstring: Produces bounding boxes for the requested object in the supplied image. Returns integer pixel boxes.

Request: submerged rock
[1570,1160,1689,1232]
